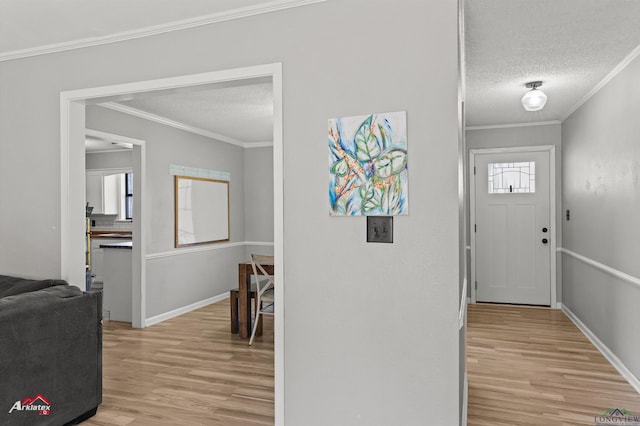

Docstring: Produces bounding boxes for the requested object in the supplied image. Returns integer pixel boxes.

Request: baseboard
[461,373,468,426]
[561,304,640,394]
[145,292,230,327]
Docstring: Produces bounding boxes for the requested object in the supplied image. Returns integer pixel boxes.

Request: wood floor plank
[84,299,274,426]
[467,303,640,425]
[86,298,640,425]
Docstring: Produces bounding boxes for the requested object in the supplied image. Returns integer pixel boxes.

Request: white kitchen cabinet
[86,171,121,215]
[86,172,104,213]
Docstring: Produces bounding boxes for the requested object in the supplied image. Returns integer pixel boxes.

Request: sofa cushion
[0,275,68,299]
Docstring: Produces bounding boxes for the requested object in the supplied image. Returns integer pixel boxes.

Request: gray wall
[562,52,640,379]
[86,105,247,317]
[0,1,460,423]
[86,150,133,170]
[87,105,246,252]
[244,146,275,259]
[244,147,274,243]
[466,124,563,302]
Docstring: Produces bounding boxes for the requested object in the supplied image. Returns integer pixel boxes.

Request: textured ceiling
[6,1,640,134]
[465,0,640,127]
[115,79,274,144]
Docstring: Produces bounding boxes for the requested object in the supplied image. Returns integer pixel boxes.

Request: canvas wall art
[328,111,408,216]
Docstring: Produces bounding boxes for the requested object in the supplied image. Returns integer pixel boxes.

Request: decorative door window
[488,162,535,194]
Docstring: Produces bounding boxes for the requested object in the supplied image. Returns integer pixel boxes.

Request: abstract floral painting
[328,111,408,216]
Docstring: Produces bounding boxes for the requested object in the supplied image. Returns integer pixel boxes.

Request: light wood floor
[467,303,640,425]
[84,299,274,426]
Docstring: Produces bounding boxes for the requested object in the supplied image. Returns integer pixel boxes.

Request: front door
[473,150,551,305]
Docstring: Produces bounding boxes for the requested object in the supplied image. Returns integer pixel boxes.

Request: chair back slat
[248,254,275,345]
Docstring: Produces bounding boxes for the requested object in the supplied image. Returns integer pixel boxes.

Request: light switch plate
[367,216,393,243]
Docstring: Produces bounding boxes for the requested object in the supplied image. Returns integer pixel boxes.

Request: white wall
[562,51,640,380]
[466,124,563,302]
[0,1,460,423]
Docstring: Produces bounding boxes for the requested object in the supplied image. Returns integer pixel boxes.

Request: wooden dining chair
[249,254,275,346]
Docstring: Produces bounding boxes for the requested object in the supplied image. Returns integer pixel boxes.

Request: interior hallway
[467,303,640,425]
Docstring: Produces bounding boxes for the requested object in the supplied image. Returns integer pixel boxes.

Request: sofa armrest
[0,286,102,425]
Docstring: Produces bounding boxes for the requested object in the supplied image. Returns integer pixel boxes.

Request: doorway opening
[60,63,284,423]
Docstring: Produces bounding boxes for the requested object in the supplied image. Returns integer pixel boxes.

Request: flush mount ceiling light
[521,81,547,112]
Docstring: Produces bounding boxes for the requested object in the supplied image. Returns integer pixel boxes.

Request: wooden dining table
[237,262,274,339]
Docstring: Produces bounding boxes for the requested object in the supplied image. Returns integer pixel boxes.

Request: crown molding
[86,148,133,154]
[561,41,640,122]
[465,120,561,131]
[85,128,144,145]
[99,102,250,148]
[0,0,328,62]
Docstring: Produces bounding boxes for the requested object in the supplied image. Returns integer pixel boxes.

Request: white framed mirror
[174,175,230,247]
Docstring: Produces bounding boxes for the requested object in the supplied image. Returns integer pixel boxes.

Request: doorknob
[542,238,548,244]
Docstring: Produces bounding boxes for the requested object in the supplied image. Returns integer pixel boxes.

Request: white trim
[100,102,247,148]
[561,42,640,122]
[272,64,285,426]
[145,240,274,260]
[145,292,230,327]
[561,304,640,394]
[60,63,285,425]
[146,242,246,260]
[469,146,557,306]
[469,145,556,155]
[459,278,467,330]
[86,148,133,154]
[245,241,275,247]
[560,248,640,289]
[85,167,132,173]
[86,128,143,145]
[465,120,561,131]
[0,0,328,62]
[555,302,562,309]
[549,147,557,309]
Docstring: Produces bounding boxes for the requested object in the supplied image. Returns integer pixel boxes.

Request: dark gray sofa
[0,275,102,425]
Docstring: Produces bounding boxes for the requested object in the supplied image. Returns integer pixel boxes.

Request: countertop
[99,241,132,249]
[91,231,132,239]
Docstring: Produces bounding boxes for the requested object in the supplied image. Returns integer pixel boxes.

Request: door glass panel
[488,162,535,194]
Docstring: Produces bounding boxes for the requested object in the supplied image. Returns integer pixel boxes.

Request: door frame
[469,145,557,308]
[85,129,145,325]
[60,63,284,424]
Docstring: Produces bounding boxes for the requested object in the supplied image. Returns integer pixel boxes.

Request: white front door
[473,150,551,305]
